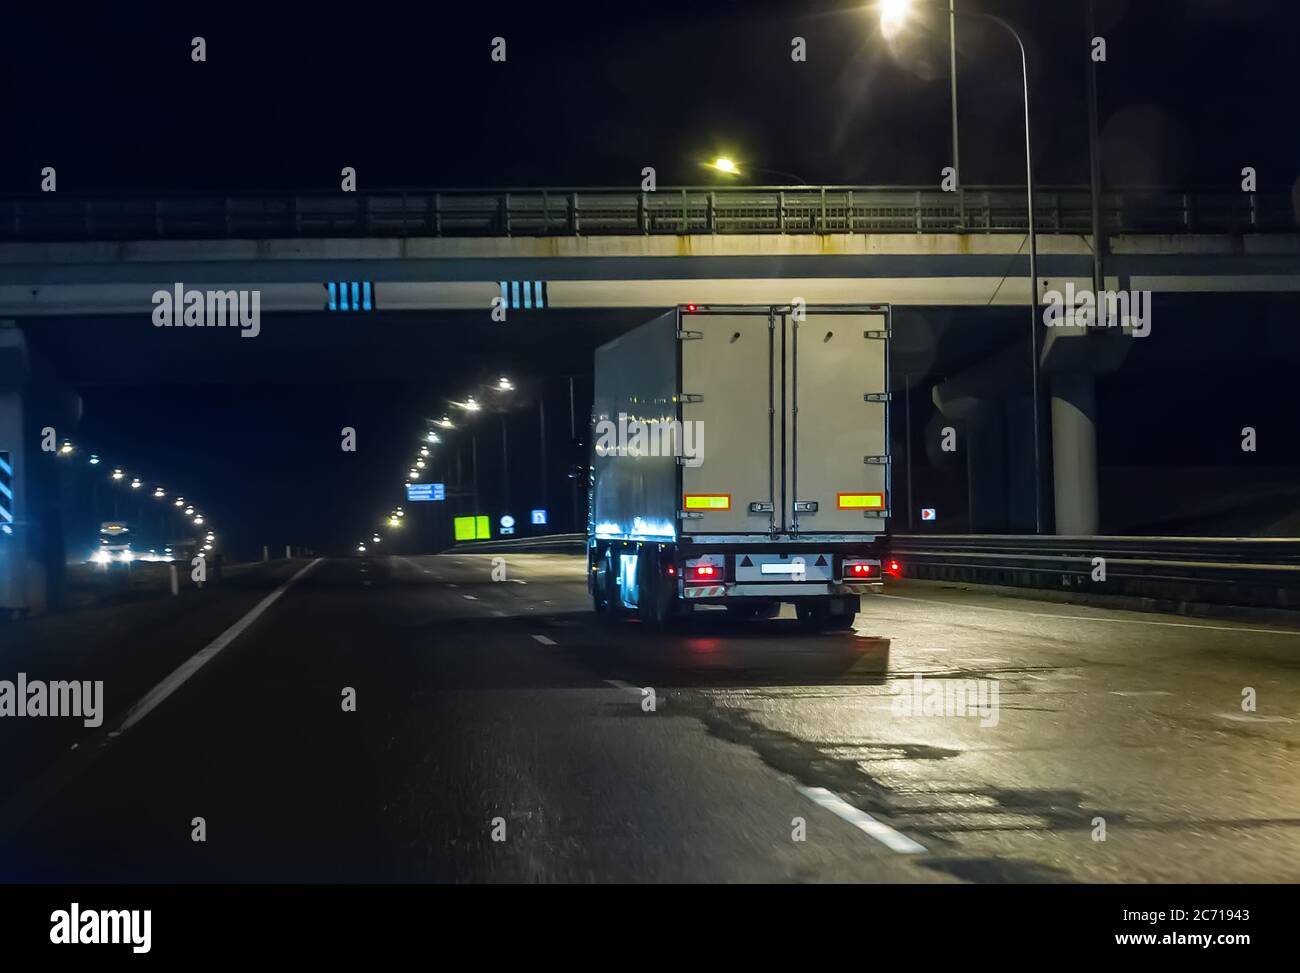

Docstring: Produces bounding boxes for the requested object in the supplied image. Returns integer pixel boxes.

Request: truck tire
[593,548,619,618]
[638,549,679,628]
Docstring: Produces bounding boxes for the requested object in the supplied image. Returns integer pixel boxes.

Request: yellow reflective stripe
[684,494,731,510]
[837,493,884,510]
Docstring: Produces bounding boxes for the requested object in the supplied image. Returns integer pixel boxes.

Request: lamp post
[880,0,1043,532]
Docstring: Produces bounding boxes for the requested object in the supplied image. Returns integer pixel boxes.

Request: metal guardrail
[889,534,1300,612]
[449,533,586,554]
[1,186,1293,242]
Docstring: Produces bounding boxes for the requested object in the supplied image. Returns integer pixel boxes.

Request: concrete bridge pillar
[0,322,79,615]
[1049,373,1099,535]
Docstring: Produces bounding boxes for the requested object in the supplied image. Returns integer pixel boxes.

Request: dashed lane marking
[531,634,557,645]
[797,786,927,855]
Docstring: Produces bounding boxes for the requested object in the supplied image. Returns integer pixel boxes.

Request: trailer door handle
[748,501,774,513]
[793,501,818,513]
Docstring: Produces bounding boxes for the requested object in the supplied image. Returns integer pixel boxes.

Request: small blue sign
[530,509,547,525]
[406,482,446,502]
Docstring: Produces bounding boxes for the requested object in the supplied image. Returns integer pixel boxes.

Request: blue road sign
[406,482,446,502]
[530,509,547,525]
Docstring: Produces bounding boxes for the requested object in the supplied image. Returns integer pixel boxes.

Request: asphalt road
[1,552,1298,883]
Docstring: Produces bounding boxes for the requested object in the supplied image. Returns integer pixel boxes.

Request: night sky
[5,1,1300,553]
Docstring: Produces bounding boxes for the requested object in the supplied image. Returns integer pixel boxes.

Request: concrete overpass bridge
[0,184,1297,314]
[1,185,1298,612]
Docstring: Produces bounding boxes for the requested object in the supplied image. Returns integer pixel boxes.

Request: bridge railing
[0,186,1294,242]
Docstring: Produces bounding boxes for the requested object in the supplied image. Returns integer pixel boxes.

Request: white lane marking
[447,583,458,588]
[603,678,642,696]
[1110,690,1174,697]
[492,609,507,617]
[511,579,528,585]
[463,594,478,601]
[877,592,1300,637]
[121,559,322,731]
[531,634,557,645]
[0,558,322,840]
[797,786,927,854]
[1215,712,1296,724]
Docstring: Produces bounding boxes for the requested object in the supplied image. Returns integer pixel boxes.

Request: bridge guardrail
[448,533,586,554]
[888,534,1300,612]
[1,186,1294,241]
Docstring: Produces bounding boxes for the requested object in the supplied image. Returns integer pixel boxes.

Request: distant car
[93,521,133,567]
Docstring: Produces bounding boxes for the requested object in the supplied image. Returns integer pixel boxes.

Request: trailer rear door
[679,310,776,534]
[784,309,890,534]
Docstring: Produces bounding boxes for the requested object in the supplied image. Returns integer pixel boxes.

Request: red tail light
[685,303,698,313]
[848,562,874,577]
[689,563,717,581]
[886,559,902,577]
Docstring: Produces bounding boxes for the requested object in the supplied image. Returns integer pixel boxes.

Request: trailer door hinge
[863,455,890,465]
[678,393,703,404]
[677,330,703,340]
[863,330,890,340]
[864,392,891,402]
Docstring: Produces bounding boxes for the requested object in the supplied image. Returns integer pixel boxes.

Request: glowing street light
[130,478,142,489]
[88,454,100,465]
[184,505,194,515]
[454,397,480,413]
[708,157,740,175]
[496,376,514,391]
[420,447,430,457]
[111,468,125,481]
[59,440,74,455]
[436,417,454,429]
[193,515,205,525]
[408,470,419,479]
[153,487,166,498]
[416,459,426,469]
[174,497,185,507]
[880,0,912,39]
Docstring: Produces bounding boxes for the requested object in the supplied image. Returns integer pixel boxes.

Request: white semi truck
[587,303,891,628]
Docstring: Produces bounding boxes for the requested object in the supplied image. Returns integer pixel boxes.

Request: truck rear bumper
[683,582,881,600]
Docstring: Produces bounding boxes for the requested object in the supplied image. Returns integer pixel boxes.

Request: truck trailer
[587,303,891,628]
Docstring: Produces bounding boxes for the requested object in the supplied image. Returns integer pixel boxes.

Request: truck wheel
[593,549,619,618]
[638,550,679,628]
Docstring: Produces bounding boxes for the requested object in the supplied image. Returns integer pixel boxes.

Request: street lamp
[703,156,809,185]
[436,417,454,430]
[130,478,142,489]
[153,487,166,498]
[88,454,100,465]
[58,440,74,455]
[174,497,185,507]
[111,468,124,481]
[496,376,514,392]
[877,0,1044,532]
